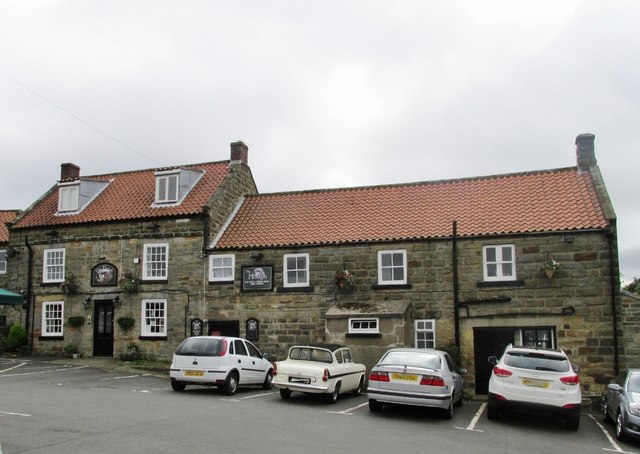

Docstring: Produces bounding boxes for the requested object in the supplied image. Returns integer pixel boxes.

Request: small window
[141,299,167,337]
[43,248,65,283]
[513,328,554,349]
[349,318,379,334]
[483,245,516,281]
[155,173,179,204]
[41,301,64,336]
[209,254,235,282]
[283,253,309,287]
[415,319,436,348]
[377,250,407,285]
[58,184,79,212]
[0,249,6,274]
[143,243,169,280]
[233,339,248,356]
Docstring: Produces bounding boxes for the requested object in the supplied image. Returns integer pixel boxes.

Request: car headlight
[628,404,640,416]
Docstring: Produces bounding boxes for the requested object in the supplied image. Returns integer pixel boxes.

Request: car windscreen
[504,352,570,372]
[288,347,333,363]
[175,338,223,357]
[379,351,441,370]
[628,374,640,392]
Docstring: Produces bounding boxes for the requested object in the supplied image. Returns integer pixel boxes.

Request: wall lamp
[113,296,120,307]
[83,297,92,310]
[250,251,263,260]
[45,230,59,237]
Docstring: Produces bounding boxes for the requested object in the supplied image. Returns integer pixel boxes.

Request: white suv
[169,336,273,395]
[487,344,581,430]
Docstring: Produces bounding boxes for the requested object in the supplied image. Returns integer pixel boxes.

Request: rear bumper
[272,378,330,394]
[367,387,451,410]
[488,392,581,417]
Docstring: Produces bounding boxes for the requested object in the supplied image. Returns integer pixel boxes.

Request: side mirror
[608,383,623,393]
[488,356,498,366]
[572,364,580,373]
[262,352,269,360]
[458,367,468,374]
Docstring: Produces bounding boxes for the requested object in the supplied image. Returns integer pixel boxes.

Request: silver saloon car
[367,348,466,419]
[603,368,640,441]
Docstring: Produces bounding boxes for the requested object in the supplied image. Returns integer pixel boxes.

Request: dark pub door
[93,300,115,356]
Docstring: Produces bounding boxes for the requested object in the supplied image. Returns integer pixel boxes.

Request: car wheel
[442,397,453,420]
[352,376,364,397]
[487,402,499,420]
[602,399,612,423]
[566,412,580,431]
[326,382,340,403]
[171,381,186,392]
[369,399,383,412]
[223,372,238,396]
[616,411,626,441]
[262,370,273,390]
[279,388,292,399]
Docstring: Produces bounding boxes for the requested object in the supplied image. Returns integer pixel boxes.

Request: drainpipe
[608,226,619,376]
[24,235,34,354]
[452,221,460,351]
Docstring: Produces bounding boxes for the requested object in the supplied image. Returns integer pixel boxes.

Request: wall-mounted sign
[91,263,118,286]
[190,318,203,337]
[241,266,273,292]
[246,318,259,341]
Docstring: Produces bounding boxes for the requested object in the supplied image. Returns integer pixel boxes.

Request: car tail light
[563,403,579,409]
[369,371,390,382]
[420,375,445,387]
[560,374,580,386]
[219,339,228,356]
[493,366,513,378]
[272,363,278,376]
[322,369,330,382]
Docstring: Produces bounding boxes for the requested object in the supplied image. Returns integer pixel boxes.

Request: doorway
[93,300,115,356]
[208,320,239,337]
[473,327,514,395]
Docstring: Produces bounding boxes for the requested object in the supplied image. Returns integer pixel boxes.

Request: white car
[367,348,466,419]
[272,344,367,403]
[487,344,581,430]
[169,336,273,395]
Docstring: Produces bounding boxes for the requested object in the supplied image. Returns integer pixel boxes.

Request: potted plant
[118,271,138,294]
[59,272,77,295]
[64,343,80,358]
[334,269,355,292]
[68,316,85,328]
[540,257,560,279]
[117,316,135,331]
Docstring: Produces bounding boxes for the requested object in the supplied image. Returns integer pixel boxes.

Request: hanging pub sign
[91,263,118,287]
[241,265,273,292]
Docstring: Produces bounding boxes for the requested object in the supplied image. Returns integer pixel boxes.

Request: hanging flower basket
[117,317,135,331]
[334,270,355,292]
[60,272,77,295]
[540,257,560,279]
[67,316,85,328]
[118,271,138,293]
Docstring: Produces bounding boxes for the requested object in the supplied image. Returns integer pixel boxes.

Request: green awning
[0,288,24,305]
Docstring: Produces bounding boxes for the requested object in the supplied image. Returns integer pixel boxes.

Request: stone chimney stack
[576,133,596,170]
[60,163,80,181]
[230,141,249,165]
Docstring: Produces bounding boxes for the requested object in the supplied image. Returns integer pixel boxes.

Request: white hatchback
[487,344,581,430]
[169,336,273,395]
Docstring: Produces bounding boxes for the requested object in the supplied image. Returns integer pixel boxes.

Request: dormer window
[56,179,108,215]
[153,168,204,207]
[58,184,80,212]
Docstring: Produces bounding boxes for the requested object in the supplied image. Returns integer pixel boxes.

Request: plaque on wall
[241,266,273,292]
[190,318,203,336]
[91,263,118,286]
[246,318,259,341]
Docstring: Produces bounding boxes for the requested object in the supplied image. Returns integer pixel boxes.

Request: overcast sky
[1,1,638,284]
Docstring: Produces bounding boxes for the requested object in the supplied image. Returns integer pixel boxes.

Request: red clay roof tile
[0,210,20,242]
[214,167,609,249]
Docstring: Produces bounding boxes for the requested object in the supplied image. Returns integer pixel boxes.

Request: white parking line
[586,413,637,453]
[0,411,31,417]
[455,402,485,432]
[327,402,368,415]
[101,374,140,381]
[0,365,88,377]
[0,362,27,374]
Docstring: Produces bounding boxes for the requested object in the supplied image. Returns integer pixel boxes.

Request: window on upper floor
[349,317,379,334]
[141,299,167,337]
[209,254,235,282]
[56,180,109,215]
[43,248,65,283]
[0,249,6,274]
[483,244,516,281]
[415,319,436,348]
[377,249,407,285]
[283,253,309,287]
[143,243,169,281]
[58,184,80,212]
[155,172,179,204]
[41,301,64,337]
[154,168,204,206]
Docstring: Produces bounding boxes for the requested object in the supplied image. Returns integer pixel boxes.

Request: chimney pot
[230,141,249,165]
[60,163,80,181]
[576,133,596,169]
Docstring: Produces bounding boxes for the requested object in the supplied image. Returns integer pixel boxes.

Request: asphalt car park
[2,357,640,454]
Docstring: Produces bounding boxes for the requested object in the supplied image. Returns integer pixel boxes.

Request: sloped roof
[0,210,20,242]
[12,161,230,229]
[214,167,609,249]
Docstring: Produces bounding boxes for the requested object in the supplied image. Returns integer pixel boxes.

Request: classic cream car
[272,344,367,403]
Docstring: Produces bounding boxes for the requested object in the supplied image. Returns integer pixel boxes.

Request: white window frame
[155,172,179,204]
[377,249,407,285]
[141,299,167,337]
[209,254,235,282]
[0,249,6,274]
[483,244,516,281]
[43,248,65,283]
[415,319,436,348]
[58,184,80,212]
[283,253,309,287]
[41,301,64,337]
[143,243,169,281]
[349,317,379,334]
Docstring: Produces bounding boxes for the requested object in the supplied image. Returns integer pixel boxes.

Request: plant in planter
[540,257,561,278]
[122,342,140,361]
[67,316,85,328]
[334,269,355,292]
[118,270,138,294]
[59,272,77,295]
[117,316,135,331]
[64,343,80,358]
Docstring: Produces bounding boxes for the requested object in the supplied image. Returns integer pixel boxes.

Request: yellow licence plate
[184,370,204,377]
[522,378,549,388]
[391,373,419,382]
